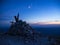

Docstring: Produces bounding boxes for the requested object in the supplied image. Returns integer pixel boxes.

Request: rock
[7,13,34,36]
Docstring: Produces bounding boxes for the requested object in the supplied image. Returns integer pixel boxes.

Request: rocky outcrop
[7,13,34,36]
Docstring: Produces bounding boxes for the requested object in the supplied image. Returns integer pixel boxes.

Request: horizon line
[29,21,60,25]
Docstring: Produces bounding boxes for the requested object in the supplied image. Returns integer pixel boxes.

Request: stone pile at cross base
[7,13,35,36]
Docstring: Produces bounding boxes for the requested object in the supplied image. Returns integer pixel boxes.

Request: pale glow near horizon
[35,22,60,25]
[29,21,60,25]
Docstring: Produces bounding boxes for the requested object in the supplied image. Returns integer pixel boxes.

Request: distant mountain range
[30,23,60,28]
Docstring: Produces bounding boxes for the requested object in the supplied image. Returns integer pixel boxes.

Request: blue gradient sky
[0,0,60,26]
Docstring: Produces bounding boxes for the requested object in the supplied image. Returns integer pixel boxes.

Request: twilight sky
[0,0,60,26]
